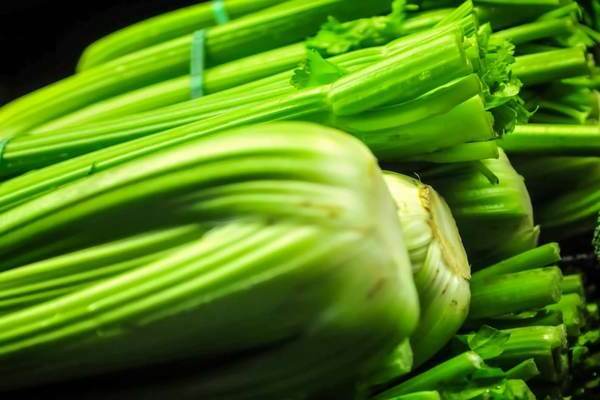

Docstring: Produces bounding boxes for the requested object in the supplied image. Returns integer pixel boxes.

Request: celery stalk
[0,122,420,396]
[469,267,563,319]
[77,0,287,70]
[500,124,600,156]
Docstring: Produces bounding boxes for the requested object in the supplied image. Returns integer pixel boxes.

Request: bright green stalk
[469,267,563,320]
[500,123,600,156]
[338,91,494,162]
[513,47,591,86]
[369,339,415,386]
[506,359,541,381]
[0,122,420,396]
[546,293,585,336]
[563,69,600,89]
[0,0,394,137]
[492,16,577,44]
[402,9,456,32]
[482,325,569,382]
[325,37,472,116]
[422,149,539,267]
[384,173,471,366]
[471,242,561,281]
[561,274,585,296]
[373,352,485,399]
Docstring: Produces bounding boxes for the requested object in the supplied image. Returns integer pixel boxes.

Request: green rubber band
[189,2,229,99]
[190,30,206,99]
[212,0,230,25]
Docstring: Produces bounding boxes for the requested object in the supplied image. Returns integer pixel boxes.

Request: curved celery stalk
[482,325,569,382]
[546,293,586,337]
[0,122,419,396]
[77,0,286,70]
[469,267,563,319]
[492,16,577,45]
[402,9,456,32]
[513,47,591,87]
[384,173,471,366]
[561,274,584,296]
[373,352,485,399]
[472,242,561,281]
[500,123,600,156]
[0,0,394,137]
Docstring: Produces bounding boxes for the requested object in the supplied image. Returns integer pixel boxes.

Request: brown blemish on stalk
[298,200,342,220]
[441,283,450,296]
[367,278,386,300]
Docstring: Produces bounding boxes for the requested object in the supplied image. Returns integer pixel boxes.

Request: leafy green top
[290,50,347,89]
[306,0,407,56]
[478,24,530,135]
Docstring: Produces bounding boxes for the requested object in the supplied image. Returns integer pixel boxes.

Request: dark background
[0,0,206,105]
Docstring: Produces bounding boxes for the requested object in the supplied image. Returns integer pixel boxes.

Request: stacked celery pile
[0,0,600,398]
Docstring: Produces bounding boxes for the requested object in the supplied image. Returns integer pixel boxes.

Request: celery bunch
[1,0,600,398]
[0,21,512,203]
[0,0,395,137]
[33,3,411,132]
[0,122,420,398]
